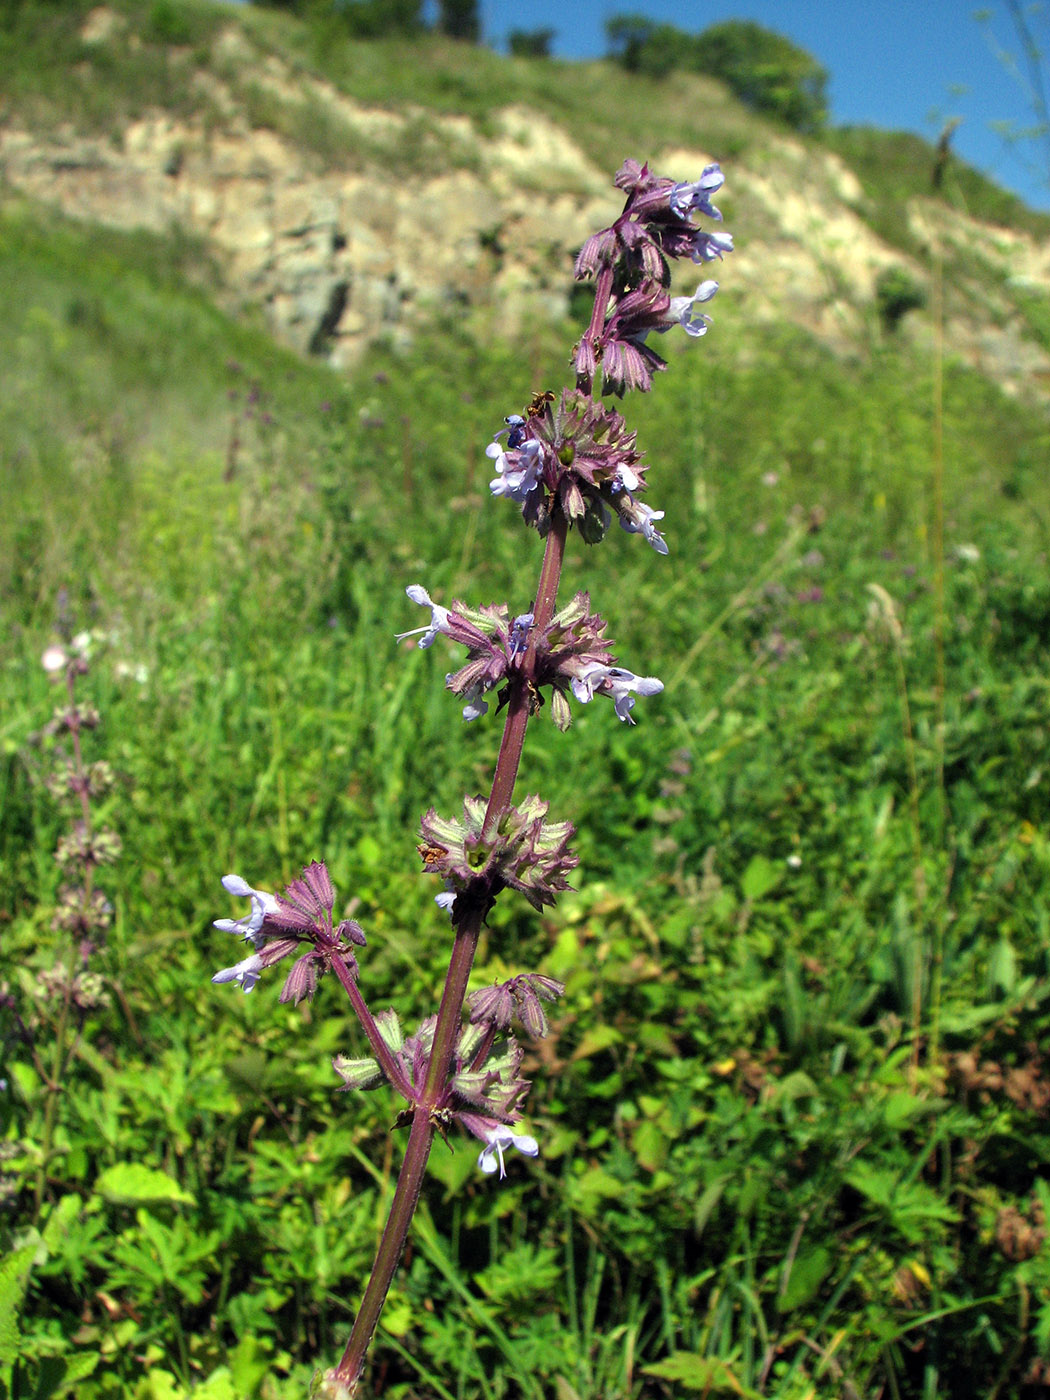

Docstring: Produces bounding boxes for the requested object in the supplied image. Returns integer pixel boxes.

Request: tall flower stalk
[209,156,732,1394]
[29,631,118,1220]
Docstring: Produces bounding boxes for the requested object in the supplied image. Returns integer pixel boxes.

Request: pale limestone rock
[2,36,1048,392]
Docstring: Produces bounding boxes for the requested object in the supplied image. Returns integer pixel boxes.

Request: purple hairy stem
[330,955,415,1100]
[331,1097,437,1391]
[482,510,569,841]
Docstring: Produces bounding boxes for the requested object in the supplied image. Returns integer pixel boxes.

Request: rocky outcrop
[2,7,1049,397]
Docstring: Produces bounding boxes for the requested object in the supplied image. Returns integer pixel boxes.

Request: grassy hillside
[5,0,1050,239]
[3,5,1050,1399]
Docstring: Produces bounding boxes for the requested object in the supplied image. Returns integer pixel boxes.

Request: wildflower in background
[41,645,68,674]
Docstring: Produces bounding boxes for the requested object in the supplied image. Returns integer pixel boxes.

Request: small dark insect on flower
[504,414,528,449]
[526,390,555,416]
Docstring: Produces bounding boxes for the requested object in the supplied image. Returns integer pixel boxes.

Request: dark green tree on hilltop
[250,0,422,36]
[438,0,479,42]
[606,14,828,132]
[696,20,828,132]
[605,14,683,78]
[509,27,556,59]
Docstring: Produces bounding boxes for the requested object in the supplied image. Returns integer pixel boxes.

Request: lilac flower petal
[477,1126,540,1179]
[212,952,264,993]
[396,585,451,648]
[214,875,278,944]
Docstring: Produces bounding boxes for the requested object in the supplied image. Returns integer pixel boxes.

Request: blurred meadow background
[3,1,1050,1397]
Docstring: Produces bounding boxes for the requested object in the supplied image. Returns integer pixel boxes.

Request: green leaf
[0,1244,35,1374]
[693,1177,729,1238]
[570,1025,622,1060]
[571,1167,627,1204]
[778,1244,833,1311]
[21,1351,99,1400]
[741,854,781,901]
[379,1295,413,1339]
[631,1118,667,1172]
[642,1353,761,1396]
[190,1368,239,1400]
[42,1195,83,1252]
[881,1091,932,1129]
[8,1063,39,1105]
[988,936,1018,994]
[94,1164,194,1207]
[771,1070,818,1103]
[355,834,383,869]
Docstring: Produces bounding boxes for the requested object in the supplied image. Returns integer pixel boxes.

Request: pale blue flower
[571,664,664,724]
[665,280,718,337]
[692,229,734,262]
[461,683,490,722]
[477,1125,540,1179]
[396,585,451,649]
[619,501,669,554]
[212,951,264,993]
[509,613,534,654]
[487,438,543,502]
[670,165,724,221]
[612,462,641,492]
[212,874,278,992]
[213,874,278,946]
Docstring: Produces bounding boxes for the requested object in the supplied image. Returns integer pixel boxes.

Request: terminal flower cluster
[574,157,732,396]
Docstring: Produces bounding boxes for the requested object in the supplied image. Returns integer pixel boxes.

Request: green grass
[820,124,1050,244]
[3,9,1050,1395]
[3,187,1050,1399]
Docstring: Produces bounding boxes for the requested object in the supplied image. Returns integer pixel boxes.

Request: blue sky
[477,0,1050,212]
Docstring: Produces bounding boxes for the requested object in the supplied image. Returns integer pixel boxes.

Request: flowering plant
[19,623,119,1222]
[210,156,732,1393]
